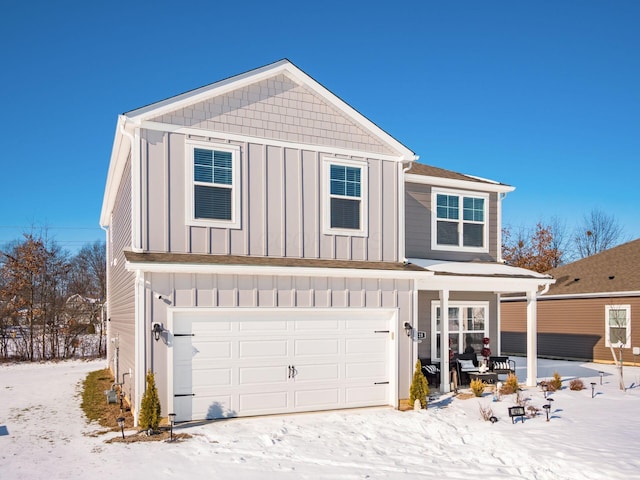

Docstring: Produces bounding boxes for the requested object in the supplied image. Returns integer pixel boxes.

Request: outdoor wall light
[403,322,413,337]
[117,416,125,439]
[152,322,163,342]
[591,382,596,398]
[543,404,551,422]
[168,413,176,442]
[599,371,604,385]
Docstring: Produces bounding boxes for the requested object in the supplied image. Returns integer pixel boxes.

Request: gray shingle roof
[544,239,640,295]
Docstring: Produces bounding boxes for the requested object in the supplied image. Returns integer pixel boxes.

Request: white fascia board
[502,291,640,302]
[416,274,553,293]
[125,60,417,162]
[405,173,515,194]
[140,120,406,163]
[124,260,432,281]
[100,115,130,227]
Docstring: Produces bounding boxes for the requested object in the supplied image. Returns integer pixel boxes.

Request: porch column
[525,290,538,387]
[440,289,450,393]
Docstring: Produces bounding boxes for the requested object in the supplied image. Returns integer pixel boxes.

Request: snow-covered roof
[408,258,552,279]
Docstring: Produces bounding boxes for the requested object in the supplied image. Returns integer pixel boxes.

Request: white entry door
[170,309,395,421]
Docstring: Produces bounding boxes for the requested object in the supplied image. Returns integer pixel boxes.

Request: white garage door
[170,309,395,422]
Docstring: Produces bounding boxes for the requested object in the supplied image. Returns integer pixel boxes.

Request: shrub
[500,373,519,395]
[549,371,563,391]
[479,404,494,421]
[409,360,429,409]
[569,378,584,391]
[527,405,540,418]
[470,378,486,397]
[139,370,162,432]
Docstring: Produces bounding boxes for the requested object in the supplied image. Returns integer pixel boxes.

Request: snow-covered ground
[1,357,640,479]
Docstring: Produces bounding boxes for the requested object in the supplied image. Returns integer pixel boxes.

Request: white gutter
[405,173,515,194]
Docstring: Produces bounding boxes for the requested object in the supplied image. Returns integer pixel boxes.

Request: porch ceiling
[408,258,555,293]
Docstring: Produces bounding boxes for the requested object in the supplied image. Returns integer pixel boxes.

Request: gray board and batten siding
[139,72,403,262]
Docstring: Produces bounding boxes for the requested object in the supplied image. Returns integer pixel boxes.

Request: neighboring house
[502,239,640,363]
[100,59,553,425]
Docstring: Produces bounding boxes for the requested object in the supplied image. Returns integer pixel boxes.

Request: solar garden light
[541,383,548,398]
[591,382,596,398]
[117,416,125,439]
[599,371,604,385]
[168,413,176,442]
[543,404,551,422]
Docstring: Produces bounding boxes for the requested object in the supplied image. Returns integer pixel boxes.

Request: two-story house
[100,59,553,424]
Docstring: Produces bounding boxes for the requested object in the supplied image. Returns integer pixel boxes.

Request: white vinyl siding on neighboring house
[606,305,631,348]
[432,188,488,252]
[323,158,368,237]
[186,140,241,229]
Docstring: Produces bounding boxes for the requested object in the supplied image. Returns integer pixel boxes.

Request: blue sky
[1,0,638,252]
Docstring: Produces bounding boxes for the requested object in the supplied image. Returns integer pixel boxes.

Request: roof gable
[125,59,415,160]
[545,238,640,295]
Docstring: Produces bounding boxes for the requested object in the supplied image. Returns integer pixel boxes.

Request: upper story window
[186,140,241,229]
[323,158,368,236]
[605,305,631,348]
[432,188,488,252]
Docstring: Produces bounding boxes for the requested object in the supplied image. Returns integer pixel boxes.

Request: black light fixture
[543,404,551,422]
[168,413,176,442]
[117,416,125,439]
[403,322,413,337]
[591,382,596,398]
[152,322,163,342]
[599,371,604,385]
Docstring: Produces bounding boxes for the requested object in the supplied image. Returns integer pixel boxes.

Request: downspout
[133,269,146,427]
[398,157,417,263]
[497,192,508,263]
[100,224,110,369]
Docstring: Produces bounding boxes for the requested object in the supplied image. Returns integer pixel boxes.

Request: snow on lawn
[2,358,640,480]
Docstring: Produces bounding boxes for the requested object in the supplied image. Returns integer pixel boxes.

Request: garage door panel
[239,339,288,358]
[294,338,339,356]
[193,395,236,419]
[346,361,387,379]
[240,320,288,333]
[239,391,288,413]
[293,319,340,331]
[294,363,339,382]
[193,367,232,387]
[345,337,387,355]
[345,384,388,405]
[192,321,233,334]
[346,318,388,331]
[239,365,288,385]
[294,387,340,408]
[192,340,232,360]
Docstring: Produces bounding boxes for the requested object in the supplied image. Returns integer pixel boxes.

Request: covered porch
[408,259,555,392]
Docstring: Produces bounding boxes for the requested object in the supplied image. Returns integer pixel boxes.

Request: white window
[431,188,488,252]
[323,158,368,236]
[186,140,241,229]
[431,301,489,361]
[605,305,631,348]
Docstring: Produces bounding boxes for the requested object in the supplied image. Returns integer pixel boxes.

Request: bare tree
[68,240,106,355]
[574,209,625,258]
[502,223,563,273]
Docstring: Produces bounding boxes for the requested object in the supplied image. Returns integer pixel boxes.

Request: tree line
[502,208,627,273]
[0,233,106,361]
